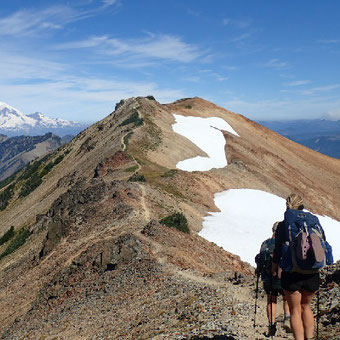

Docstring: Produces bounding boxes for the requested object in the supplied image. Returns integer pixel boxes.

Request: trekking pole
[254,271,260,332]
[316,289,320,340]
[270,271,273,340]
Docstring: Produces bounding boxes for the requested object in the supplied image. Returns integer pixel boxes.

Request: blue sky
[1,0,340,122]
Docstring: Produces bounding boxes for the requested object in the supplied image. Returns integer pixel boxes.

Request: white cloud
[324,108,340,121]
[222,18,252,29]
[300,84,340,95]
[0,6,83,37]
[222,18,231,26]
[0,69,186,121]
[0,54,65,80]
[55,34,202,63]
[264,58,290,69]
[102,0,119,7]
[287,80,311,86]
[317,39,340,44]
[0,2,120,37]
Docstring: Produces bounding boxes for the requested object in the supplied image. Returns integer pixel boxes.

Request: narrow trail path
[138,183,150,222]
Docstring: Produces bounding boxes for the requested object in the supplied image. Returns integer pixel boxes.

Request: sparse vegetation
[18,159,44,181]
[19,173,42,197]
[159,212,189,233]
[0,173,17,190]
[0,183,15,211]
[161,169,178,178]
[120,110,144,127]
[185,105,192,109]
[0,227,30,260]
[128,173,146,182]
[123,132,134,149]
[0,226,15,246]
[79,137,95,153]
[124,165,139,172]
[40,154,65,177]
[39,161,54,177]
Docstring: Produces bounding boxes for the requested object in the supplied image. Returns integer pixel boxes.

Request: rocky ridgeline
[36,178,137,257]
[316,261,340,339]
[1,232,257,339]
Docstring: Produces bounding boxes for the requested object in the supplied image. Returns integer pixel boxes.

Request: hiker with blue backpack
[272,194,333,340]
[255,222,291,337]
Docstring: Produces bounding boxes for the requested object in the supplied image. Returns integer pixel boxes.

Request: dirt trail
[138,183,151,222]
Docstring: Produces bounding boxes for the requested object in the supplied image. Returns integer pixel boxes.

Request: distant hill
[0,133,64,181]
[258,119,340,158]
[0,102,88,137]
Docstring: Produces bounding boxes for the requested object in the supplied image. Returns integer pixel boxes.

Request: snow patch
[199,189,340,267]
[172,114,239,171]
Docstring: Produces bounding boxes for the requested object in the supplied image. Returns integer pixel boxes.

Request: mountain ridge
[0,133,64,182]
[0,96,339,339]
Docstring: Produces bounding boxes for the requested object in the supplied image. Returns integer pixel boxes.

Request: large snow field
[172,114,239,171]
[199,189,340,267]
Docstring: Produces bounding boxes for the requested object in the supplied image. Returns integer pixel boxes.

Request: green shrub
[40,154,65,177]
[159,212,189,233]
[18,159,43,181]
[0,226,15,246]
[0,184,15,211]
[0,228,30,260]
[0,173,17,190]
[53,154,64,165]
[120,111,144,127]
[19,173,42,197]
[124,165,139,172]
[161,169,178,178]
[128,173,146,182]
[185,105,192,109]
[40,161,54,177]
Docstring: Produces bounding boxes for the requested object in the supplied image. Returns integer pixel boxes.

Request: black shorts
[281,271,320,292]
[263,283,284,296]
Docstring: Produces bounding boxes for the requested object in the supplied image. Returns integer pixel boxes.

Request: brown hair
[286,193,304,210]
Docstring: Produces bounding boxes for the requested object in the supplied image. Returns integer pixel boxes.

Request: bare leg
[284,290,304,340]
[301,289,316,339]
[283,296,290,317]
[267,294,277,323]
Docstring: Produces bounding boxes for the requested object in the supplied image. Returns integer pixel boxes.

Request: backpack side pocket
[325,241,334,265]
[279,242,293,272]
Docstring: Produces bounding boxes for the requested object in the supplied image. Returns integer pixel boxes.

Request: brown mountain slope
[0,96,338,339]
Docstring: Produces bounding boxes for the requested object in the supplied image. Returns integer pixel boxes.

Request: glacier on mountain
[0,102,87,136]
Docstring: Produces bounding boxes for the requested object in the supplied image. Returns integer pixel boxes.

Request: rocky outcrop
[94,151,132,177]
[39,179,135,257]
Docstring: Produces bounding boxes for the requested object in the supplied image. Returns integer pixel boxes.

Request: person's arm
[272,221,285,263]
[272,221,285,275]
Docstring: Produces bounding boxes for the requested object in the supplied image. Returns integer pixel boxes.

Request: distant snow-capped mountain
[0,102,88,137]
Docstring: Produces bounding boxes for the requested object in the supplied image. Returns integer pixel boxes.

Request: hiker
[255,222,291,337]
[272,194,330,340]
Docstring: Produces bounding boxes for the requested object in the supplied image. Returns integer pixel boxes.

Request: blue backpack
[280,209,333,274]
[255,238,282,290]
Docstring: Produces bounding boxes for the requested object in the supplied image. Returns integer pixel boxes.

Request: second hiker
[255,221,291,337]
